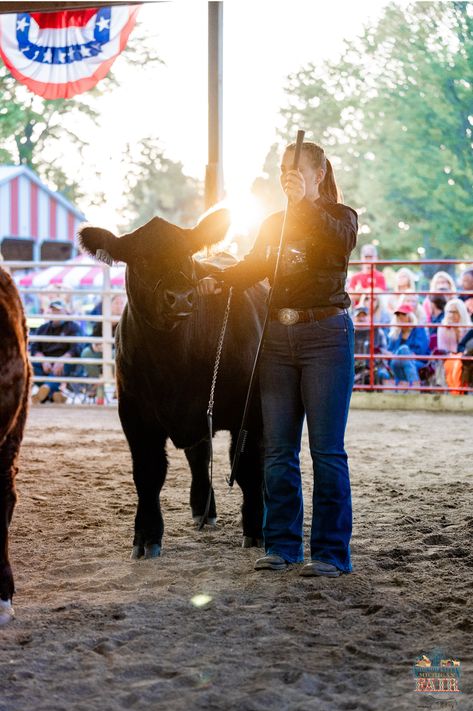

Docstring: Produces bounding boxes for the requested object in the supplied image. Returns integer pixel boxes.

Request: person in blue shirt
[30,299,83,403]
[387,303,430,386]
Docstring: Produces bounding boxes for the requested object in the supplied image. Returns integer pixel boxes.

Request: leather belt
[271,306,345,326]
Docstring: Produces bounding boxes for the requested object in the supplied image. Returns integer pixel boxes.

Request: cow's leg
[230,431,264,548]
[0,398,27,624]
[185,439,217,526]
[119,398,167,560]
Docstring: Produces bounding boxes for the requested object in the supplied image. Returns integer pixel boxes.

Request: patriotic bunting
[0,5,140,99]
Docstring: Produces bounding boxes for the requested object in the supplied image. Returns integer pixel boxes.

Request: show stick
[228,129,305,487]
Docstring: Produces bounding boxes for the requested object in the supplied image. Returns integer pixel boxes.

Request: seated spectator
[437,298,471,354]
[348,244,387,304]
[89,292,126,337]
[459,268,473,299]
[356,293,391,333]
[444,329,473,394]
[396,292,427,324]
[386,267,418,314]
[353,305,391,385]
[423,270,457,322]
[457,327,473,353]
[30,299,83,404]
[428,295,447,335]
[387,303,430,387]
[80,323,104,404]
[458,269,473,322]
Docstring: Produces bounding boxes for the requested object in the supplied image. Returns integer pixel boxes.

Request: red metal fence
[349,259,473,394]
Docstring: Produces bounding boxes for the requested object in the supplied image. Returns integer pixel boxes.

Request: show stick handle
[292,129,305,170]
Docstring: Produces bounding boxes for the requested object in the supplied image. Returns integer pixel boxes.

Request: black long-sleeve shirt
[30,319,83,358]
[218,196,358,309]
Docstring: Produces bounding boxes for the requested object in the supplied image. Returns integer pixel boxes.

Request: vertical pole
[369,263,375,390]
[102,265,113,399]
[205,1,224,209]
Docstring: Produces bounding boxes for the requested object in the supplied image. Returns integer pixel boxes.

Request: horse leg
[185,439,217,526]
[119,396,167,560]
[230,430,264,548]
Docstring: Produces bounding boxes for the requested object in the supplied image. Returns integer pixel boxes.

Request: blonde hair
[443,298,470,327]
[430,270,456,293]
[358,292,382,316]
[395,267,418,291]
[388,309,417,340]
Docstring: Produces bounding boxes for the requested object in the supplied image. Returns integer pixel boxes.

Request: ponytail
[285,141,342,204]
[319,158,341,204]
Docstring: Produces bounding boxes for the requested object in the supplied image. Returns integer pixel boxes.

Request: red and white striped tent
[0,164,85,245]
[17,253,125,288]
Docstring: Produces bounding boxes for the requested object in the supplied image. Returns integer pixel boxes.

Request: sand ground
[0,405,472,711]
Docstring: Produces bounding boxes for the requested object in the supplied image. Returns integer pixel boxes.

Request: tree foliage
[278,1,473,259]
[119,138,204,231]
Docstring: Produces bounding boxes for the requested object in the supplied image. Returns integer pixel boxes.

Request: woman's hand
[282,169,306,205]
[196,276,222,296]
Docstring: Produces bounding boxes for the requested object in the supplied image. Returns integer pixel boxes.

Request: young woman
[423,270,457,322]
[437,298,471,353]
[386,267,419,315]
[198,142,357,577]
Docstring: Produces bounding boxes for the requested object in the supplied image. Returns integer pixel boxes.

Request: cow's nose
[164,289,194,312]
[164,289,176,307]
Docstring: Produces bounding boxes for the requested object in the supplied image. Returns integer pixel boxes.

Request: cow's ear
[189,208,231,252]
[78,224,129,263]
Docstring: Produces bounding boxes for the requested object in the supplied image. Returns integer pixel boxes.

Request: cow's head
[78,209,230,330]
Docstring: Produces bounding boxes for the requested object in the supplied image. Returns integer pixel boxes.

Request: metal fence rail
[4,256,473,400]
[348,258,473,394]
[6,259,123,401]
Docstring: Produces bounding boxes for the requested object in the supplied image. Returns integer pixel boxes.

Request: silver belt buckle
[277,308,300,325]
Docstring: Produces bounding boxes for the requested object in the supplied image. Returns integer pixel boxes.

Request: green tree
[279,1,473,260]
[120,138,204,231]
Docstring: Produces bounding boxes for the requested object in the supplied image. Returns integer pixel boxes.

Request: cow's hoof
[130,545,144,560]
[193,516,217,527]
[0,599,15,625]
[242,536,264,549]
[144,544,161,559]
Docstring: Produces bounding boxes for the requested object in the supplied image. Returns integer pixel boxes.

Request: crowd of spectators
[3,242,472,399]
[29,293,125,404]
[347,248,473,391]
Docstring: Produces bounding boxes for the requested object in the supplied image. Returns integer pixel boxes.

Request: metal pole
[205,1,224,209]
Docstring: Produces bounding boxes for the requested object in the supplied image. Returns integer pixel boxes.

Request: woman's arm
[197,219,273,295]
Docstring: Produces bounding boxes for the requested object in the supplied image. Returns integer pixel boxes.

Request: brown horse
[0,266,30,623]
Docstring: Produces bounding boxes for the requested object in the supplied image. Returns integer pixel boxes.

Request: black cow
[0,267,30,623]
[79,210,265,559]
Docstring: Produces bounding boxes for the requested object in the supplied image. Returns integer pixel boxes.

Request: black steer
[0,267,30,623]
[79,210,265,559]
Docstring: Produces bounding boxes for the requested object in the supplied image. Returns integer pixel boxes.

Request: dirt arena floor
[0,405,472,711]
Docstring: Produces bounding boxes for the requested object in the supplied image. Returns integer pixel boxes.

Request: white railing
[5,259,126,402]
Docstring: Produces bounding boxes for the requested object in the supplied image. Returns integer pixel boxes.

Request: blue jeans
[259,311,355,571]
[33,362,80,397]
[390,345,421,384]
